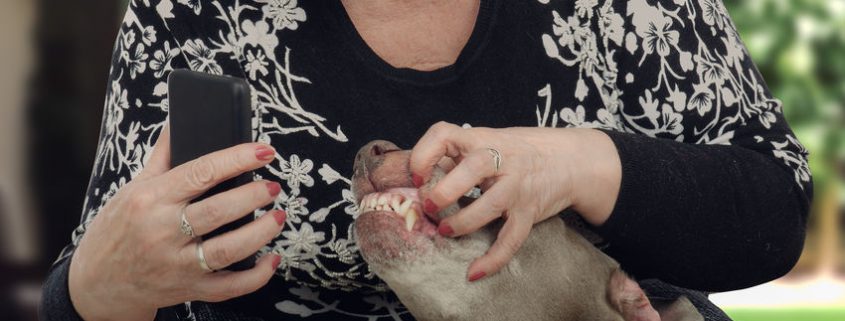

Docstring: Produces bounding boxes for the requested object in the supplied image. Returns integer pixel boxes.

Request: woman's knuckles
[187,157,217,189]
[222,150,248,175]
[463,151,490,174]
[430,121,459,136]
[196,202,226,232]
[487,195,510,215]
[122,184,158,213]
[207,245,237,269]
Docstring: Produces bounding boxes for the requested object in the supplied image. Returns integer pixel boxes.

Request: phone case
[168,69,255,271]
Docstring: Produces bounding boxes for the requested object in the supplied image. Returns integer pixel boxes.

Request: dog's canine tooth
[405,209,418,231]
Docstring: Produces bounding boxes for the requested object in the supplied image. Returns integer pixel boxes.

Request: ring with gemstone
[180,206,196,238]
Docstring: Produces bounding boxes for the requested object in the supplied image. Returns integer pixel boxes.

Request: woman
[41,0,811,320]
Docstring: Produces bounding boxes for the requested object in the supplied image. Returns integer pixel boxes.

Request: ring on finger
[196,239,215,272]
[179,206,196,238]
[486,148,502,175]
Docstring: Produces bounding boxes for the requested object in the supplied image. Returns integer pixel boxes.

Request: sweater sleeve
[593,0,812,292]
[39,1,189,318]
[40,257,83,321]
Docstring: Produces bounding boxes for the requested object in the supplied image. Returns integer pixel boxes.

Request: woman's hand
[68,126,285,321]
[410,122,622,282]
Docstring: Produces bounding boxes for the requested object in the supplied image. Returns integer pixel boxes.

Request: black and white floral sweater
[42,0,812,320]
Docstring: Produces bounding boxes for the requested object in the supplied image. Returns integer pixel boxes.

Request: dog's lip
[356,171,415,203]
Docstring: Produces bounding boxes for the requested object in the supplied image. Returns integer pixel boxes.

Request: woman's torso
[84,0,754,319]
[229,1,580,317]
[162,0,594,317]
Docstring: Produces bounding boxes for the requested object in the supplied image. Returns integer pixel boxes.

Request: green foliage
[725,0,845,192]
[725,307,845,321]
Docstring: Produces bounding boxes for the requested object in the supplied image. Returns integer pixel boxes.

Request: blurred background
[0,0,842,320]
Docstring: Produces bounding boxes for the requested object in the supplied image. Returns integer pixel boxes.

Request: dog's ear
[654,297,703,321]
[607,269,661,321]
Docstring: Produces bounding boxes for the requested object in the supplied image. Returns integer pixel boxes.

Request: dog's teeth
[358,196,368,213]
[390,198,401,213]
[377,195,388,206]
[405,209,418,231]
[398,199,412,217]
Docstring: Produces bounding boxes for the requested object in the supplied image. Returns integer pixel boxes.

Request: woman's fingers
[423,148,499,216]
[410,121,477,184]
[410,124,565,282]
[192,209,285,271]
[184,180,282,237]
[160,143,276,202]
[137,125,171,179]
[466,211,532,282]
[435,156,458,173]
[438,184,510,237]
[196,253,281,302]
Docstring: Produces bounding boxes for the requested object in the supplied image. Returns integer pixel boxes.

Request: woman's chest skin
[339,0,480,71]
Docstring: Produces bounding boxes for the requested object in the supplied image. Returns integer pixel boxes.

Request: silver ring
[180,206,196,238]
[487,148,502,174]
[196,240,215,272]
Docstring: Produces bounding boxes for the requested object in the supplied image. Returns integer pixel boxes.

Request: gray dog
[351,140,703,321]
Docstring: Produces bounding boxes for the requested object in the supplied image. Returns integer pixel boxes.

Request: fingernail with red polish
[468,271,487,282]
[256,146,276,161]
[272,254,282,268]
[266,182,282,197]
[273,210,286,226]
[424,199,438,214]
[412,174,424,188]
[438,223,454,237]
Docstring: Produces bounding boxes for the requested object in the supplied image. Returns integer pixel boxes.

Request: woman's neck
[340,0,480,71]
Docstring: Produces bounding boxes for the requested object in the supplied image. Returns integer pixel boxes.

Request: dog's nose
[353,140,402,175]
[371,144,387,156]
[366,140,401,158]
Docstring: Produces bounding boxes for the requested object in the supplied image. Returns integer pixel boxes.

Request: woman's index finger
[409,121,473,182]
[158,143,276,202]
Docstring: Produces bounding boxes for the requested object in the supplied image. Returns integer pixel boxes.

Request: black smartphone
[168,69,255,271]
